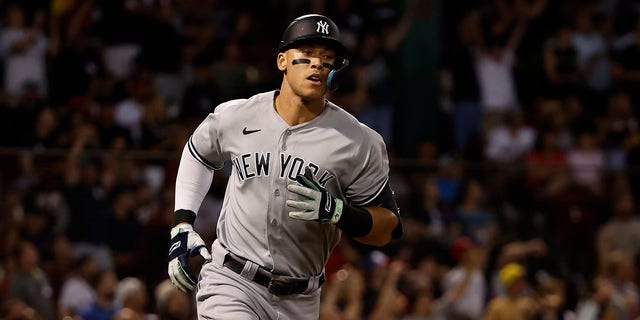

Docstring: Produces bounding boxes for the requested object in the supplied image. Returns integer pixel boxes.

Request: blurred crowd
[1,0,640,319]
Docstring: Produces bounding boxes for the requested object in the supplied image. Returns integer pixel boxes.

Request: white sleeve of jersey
[345,130,390,207]
[174,143,214,213]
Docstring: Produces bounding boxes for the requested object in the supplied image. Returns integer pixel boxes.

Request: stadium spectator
[43,234,74,306]
[106,184,143,278]
[451,178,497,246]
[474,5,529,131]
[566,129,606,196]
[0,299,40,320]
[348,30,394,145]
[596,191,640,272]
[571,7,613,104]
[7,241,55,319]
[0,5,53,102]
[484,109,537,163]
[57,254,99,318]
[484,263,537,320]
[610,17,640,111]
[78,269,119,320]
[179,52,221,121]
[439,8,483,153]
[114,277,156,320]
[369,260,409,320]
[441,237,487,319]
[601,91,637,172]
[543,24,581,100]
[63,123,114,271]
[319,264,365,320]
[524,128,570,200]
[154,279,193,320]
[405,173,456,245]
[533,276,574,319]
[384,0,442,157]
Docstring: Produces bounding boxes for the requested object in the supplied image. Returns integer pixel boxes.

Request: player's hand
[287,166,343,224]
[168,224,211,293]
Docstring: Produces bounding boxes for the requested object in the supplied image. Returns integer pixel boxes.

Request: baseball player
[167,14,403,319]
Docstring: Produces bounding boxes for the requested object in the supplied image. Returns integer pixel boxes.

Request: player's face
[278,44,337,100]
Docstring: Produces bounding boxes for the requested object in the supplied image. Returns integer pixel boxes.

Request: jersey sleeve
[188,111,226,170]
[344,129,390,207]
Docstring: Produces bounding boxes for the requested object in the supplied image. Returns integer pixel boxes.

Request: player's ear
[277,53,286,71]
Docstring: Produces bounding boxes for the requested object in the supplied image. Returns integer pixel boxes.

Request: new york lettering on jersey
[230,152,335,186]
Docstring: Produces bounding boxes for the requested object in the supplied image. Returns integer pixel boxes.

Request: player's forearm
[174,143,214,214]
[351,206,398,247]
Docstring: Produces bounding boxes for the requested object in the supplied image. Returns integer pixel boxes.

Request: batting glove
[287,166,343,224]
[168,224,211,292]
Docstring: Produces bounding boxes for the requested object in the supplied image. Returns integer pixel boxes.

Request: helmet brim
[278,36,346,56]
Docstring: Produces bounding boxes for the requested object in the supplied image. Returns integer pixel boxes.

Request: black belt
[223,253,325,296]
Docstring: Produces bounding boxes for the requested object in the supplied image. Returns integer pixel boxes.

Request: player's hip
[196,241,321,319]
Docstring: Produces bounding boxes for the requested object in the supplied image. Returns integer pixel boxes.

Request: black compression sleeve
[173,209,196,227]
[336,204,373,238]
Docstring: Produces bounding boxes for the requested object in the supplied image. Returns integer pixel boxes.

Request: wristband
[173,209,196,227]
[336,204,373,238]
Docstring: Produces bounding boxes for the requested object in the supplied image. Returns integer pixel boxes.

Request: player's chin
[300,86,327,100]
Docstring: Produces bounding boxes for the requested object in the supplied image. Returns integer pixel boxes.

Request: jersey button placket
[281,130,292,151]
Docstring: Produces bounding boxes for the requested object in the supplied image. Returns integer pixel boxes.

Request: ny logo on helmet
[316,20,329,34]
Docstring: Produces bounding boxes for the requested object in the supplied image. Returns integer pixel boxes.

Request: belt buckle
[267,277,297,296]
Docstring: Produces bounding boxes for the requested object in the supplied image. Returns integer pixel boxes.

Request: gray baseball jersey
[189,90,390,277]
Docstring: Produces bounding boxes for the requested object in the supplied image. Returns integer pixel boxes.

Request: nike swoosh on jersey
[243,127,261,135]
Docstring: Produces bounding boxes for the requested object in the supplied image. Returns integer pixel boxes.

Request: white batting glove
[167,224,211,292]
[287,166,343,224]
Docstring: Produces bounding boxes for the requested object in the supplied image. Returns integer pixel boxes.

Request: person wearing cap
[484,263,537,320]
[440,237,487,319]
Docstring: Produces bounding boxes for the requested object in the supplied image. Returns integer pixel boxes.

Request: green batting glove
[286,166,343,224]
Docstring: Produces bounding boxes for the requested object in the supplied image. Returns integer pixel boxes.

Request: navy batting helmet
[279,14,349,90]
[279,14,346,59]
